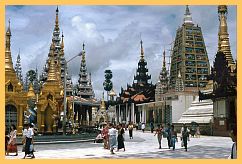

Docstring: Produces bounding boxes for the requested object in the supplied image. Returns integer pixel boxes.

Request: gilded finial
[6,18,11,35]
[55,6,59,30]
[140,40,144,60]
[82,42,85,51]
[183,5,193,24]
[81,42,86,61]
[185,5,190,15]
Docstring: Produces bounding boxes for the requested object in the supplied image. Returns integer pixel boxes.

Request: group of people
[154,123,190,151]
[95,123,127,154]
[5,123,35,159]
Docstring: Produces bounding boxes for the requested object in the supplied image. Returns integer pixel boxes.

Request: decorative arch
[7,82,13,92]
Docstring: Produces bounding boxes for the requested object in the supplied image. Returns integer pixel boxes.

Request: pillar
[131,103,135,123]
[125,103,128,122]
[17,105,24,135]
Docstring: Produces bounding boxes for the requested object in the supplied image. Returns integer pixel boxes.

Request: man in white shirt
[23,123,35,159]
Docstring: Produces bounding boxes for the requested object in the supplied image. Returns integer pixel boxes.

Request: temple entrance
[45,105,53,133]
[5,104,17,134]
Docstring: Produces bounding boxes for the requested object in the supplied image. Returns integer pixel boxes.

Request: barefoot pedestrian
[6,124,18,156]
[181,125,189,151]
[154,124,163,149]
[108,123,117,154]
[165,123,172,149]
[171,125,178,150]
[128,122,134,139]
[117,124,125,151]
[102,124,109,149]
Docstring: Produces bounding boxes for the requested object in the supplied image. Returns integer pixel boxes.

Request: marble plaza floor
[5,130,233,159]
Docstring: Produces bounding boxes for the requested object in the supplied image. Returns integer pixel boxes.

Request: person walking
[102,124,109,149]
[165,123,172,149]
[154,124,163,149]
[6,124,18,156]
[23,123,35,159]
[128,122,134,139]
[195,125,200,138]
[170,125,178,150]
[181,125,189,151]
[150,122,154,133]
[108,123,117,154]
[141,123,145,133]
[22,124,28,152]
[117,124,125,151]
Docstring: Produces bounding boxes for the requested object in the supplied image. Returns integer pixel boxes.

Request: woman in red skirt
[6,124,18,156]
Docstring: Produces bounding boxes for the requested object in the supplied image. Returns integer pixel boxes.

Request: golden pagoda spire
[140,40,144,60]
[218,5,234,66]
[47,43,58,81]
[5,19,14,72]
[27,83,36,98]
[100,91,106,110]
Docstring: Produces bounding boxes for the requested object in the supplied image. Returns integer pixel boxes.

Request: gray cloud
[6,5,237,100]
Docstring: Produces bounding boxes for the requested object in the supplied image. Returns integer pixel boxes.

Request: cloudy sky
[5,5,237,100]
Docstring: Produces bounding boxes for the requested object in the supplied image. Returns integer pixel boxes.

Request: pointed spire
[35,66,38,81]
[100,91,106,110]
[6,19,11,35]
[162,49,166,68]
[61,31,64,49]
[15,48,23,83]
[55,6,59,31]
[183,5,193,24]
[140,40,144,60]
[5,19,14,72]
[185,5,190,15]
[81,42,86,62]
[47,43,58,81]
[218,5,234,65]
[82,42,85,51]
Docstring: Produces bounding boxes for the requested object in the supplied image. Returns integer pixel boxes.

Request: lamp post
[63,52,82,135]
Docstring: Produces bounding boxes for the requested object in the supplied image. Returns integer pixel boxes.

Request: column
[139,107,142,123]
[119,104,122,122]
[131,103,135,123]
[125,103,128,122]
[18,105,24,134]
[86,109,89,126]
[142,105,145,123]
